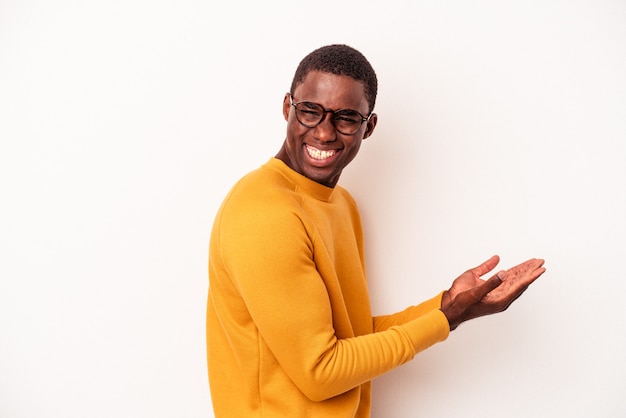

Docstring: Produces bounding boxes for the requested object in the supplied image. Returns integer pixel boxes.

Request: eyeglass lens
[293,101,365,135]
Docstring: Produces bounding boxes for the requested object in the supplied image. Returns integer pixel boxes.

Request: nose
[314,111,337,143]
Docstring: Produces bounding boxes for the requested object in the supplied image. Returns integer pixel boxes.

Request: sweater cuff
[403,308,450,355]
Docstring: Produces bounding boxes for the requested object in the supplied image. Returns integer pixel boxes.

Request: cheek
[342,139,363,163]
[286,117,309,139]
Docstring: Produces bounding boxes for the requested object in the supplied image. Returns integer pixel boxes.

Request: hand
[440,255,546,330]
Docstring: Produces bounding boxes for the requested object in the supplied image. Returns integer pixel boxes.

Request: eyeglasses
[289,94,372,135]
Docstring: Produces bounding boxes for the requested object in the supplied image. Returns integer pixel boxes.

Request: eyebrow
[298,99,364,115]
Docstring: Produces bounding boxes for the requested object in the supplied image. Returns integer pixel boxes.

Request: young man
[206,44,546,417]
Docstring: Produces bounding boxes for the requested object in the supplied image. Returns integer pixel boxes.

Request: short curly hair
[289,44,378,114]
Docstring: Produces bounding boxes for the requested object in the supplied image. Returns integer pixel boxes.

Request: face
[275,71,377,188]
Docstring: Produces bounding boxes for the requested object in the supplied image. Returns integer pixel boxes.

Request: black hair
[289,44,378,114]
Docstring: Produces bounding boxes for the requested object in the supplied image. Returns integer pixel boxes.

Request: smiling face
[275,71,377,188]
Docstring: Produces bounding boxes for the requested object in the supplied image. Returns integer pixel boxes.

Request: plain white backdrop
[1,1,625,417]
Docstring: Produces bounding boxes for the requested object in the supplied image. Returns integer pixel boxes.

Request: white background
[1,1,625,417]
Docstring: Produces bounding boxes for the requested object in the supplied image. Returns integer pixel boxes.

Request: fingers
[501,258,546,286]
[470,255,500,277]
[484,260,546,307]
[505,258,545,277]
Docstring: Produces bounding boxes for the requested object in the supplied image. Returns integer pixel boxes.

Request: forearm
[290,309,449,400]
[373,291,446,331]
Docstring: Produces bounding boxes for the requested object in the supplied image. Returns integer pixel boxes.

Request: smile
[305,144,337,160]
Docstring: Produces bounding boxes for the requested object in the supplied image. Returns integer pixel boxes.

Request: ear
[282,93,291,121]
[362,113,378,140]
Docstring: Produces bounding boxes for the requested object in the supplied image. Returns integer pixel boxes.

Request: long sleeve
[207,159,449,417]
[216,203,448,400]
[373,292,446,332]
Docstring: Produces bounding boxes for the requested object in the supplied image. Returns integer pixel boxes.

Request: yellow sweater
[207,158,449,417]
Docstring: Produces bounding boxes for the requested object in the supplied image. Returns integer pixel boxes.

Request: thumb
[476,274,503,299]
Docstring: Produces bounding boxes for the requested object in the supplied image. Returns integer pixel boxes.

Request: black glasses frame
[288,94,372,135]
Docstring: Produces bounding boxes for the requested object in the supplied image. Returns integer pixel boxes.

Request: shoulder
[221,164,300,215]
[213,165,313,257]
[214,163,305,238]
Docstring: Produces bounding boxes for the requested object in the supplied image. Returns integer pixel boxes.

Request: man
[206,44,546,417]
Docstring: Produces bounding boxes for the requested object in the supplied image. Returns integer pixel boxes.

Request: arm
[373,291,446,331]
[440,255,547,330]
[219,206,448,401]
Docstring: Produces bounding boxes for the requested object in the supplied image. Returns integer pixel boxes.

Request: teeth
[306,145,336,160]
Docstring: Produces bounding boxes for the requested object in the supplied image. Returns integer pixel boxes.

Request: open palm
[442,255,546,329]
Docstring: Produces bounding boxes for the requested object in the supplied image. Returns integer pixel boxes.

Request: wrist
[441,290,451,308]
[439,305,458,331]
